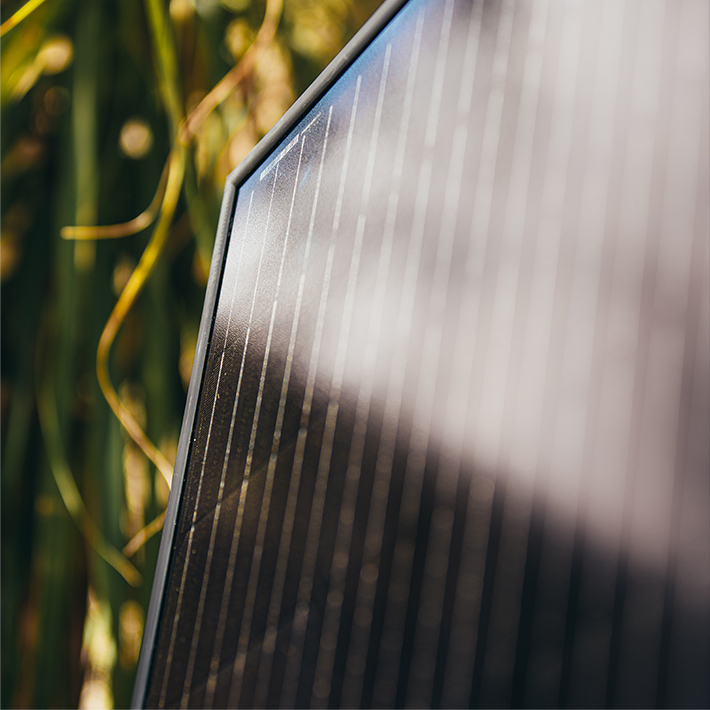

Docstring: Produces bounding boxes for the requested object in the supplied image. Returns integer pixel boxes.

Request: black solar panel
[133,0,710,706]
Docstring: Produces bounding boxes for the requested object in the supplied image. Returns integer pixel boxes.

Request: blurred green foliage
[0,0,381,705]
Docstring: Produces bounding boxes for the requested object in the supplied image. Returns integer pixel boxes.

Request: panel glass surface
[143,0,710,707]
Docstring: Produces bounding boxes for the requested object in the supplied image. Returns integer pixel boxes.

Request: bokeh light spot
[119,118,153,160]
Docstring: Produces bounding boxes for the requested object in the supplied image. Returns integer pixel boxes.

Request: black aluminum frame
[131,0,410,704]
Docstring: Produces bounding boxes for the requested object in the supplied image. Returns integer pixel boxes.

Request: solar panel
[133,0,710,706]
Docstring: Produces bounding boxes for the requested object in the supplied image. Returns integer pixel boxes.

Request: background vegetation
[1,0,380,705]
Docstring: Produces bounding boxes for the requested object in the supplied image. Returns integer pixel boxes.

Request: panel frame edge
[131,0,408,704]
[224,0,409,193]
[131,175,236,709]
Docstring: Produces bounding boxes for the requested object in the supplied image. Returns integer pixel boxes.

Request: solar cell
[133,0,710,706]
